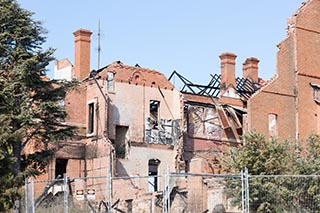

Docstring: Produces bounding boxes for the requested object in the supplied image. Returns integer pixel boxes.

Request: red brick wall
[65,84,87,129]
[295,0,320,145]
[297,75,319,142]
[248,27,296,140]
[248,0,320,145]
[248,90,296,140]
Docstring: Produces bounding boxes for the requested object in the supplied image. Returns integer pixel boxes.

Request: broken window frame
[268,113,278,138]
[88,101,95,135]
[310,83,320,104]
[115,125,129,159]
[186,103,222,140]
[107,71,114,91]
[149,100,160,130]
[224,106,242,129]
[148,159,161,192]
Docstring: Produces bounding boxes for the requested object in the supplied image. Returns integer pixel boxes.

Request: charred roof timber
[168,70,261,99]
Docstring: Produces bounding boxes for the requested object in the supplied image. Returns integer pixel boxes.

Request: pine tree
[0,0,76,210]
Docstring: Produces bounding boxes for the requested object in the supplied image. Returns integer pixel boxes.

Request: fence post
[25,178,28,213]
[241,170,244,213]
[162,170,167,213]
[167,168,170,213]
[63,173,68,213]
[31,177,35,213]
[108,172,112,213]
[244,168,249,213]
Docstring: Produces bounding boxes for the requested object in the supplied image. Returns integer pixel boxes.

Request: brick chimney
[219,52,237,92]
[73,29,92,80]
[242,57,259,82]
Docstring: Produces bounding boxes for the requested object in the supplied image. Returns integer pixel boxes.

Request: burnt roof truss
[169,71,261,99]
[235,77,261,99]
[168,71,221,98]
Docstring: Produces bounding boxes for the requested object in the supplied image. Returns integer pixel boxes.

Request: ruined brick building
[169,52,262,174]
[33,0,320,211]
[52,30,263,179]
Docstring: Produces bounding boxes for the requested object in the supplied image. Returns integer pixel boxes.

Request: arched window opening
[148,159,160,192]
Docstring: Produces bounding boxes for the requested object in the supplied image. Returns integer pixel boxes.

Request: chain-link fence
[24,172,320,213]
[24,173,241,213]
[25,174,86,213]
[167,173,242,213]
[248,175,320,212]
[25,174,112,213]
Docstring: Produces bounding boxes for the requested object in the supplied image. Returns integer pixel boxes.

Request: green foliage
[295,133,320,175]
[224,132,320,212]
[224,132,293,175]
[224,132,294,212]
[0,0,76,210]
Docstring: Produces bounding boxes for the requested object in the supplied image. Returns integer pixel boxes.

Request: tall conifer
[0,0,76,210]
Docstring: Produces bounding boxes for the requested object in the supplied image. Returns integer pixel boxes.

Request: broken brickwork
[169,52,263,174]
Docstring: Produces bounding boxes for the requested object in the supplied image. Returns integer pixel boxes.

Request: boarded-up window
[269,114,278,138]
[88,103,94,134]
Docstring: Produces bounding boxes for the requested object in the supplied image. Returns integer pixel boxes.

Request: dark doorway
[55,159,68,178]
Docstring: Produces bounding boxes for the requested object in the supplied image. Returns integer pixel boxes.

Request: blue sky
[18,0,304,84]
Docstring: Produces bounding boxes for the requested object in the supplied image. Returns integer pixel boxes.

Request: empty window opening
[107,72,114,91]
[148,159,160,192]
[185,160,190,173]
[149,100,160,129]
[268,113,278,138]
[311,83,320,104]
[115,126,128,159]
[88,103,94,134]
[126,199,133,213]
[55,159,68,179]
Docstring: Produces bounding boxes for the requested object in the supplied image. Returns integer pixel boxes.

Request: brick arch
[130,71,145,84]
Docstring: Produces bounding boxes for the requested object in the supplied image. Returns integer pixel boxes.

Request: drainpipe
[90,70,109,103]
[293,28,300,152]
[89,70,113,211]
[143,83,146,142]
[84,143,87,188]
